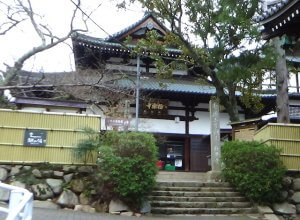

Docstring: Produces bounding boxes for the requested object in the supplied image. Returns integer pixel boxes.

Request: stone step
[148,196,247,202]
[157,171,208,182]
[150,201,252,209]
[151,191,241,197]
[156,181,231,188]
[151,207,256,215]
[155,186,236,192]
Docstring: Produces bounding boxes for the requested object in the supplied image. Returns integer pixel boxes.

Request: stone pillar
[209,99,221,180]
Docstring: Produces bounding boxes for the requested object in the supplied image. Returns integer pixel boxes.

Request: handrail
[0,182,33,220]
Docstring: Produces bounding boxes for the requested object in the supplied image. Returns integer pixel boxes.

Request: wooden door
[190,136,210,172]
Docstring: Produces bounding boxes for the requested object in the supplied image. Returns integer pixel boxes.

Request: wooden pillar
[184,106,190,171]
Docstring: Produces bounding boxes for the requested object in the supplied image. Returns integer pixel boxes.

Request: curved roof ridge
[255,0,297,22]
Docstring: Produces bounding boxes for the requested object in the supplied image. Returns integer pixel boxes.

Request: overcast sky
[0,0,145,73]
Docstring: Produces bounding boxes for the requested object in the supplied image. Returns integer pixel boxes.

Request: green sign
[24,129,47,147]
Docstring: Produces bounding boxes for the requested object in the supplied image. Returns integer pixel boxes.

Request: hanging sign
[105,118,130,131]
[24,129,47,147]
[142,98,168,117]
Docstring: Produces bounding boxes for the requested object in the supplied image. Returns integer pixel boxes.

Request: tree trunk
[213,79,240,122]
[274,37,290,123]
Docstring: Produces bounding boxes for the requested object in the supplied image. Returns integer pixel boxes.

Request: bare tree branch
[1,0,88,86]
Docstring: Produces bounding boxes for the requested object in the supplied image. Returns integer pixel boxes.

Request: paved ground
[31,208,260,220]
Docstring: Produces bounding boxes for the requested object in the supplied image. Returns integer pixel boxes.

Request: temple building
[12,10,300,172]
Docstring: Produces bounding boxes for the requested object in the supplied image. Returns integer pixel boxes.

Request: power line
[70,0,131,51]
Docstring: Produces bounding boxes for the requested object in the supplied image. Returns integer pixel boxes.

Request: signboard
[105,118,130,131]
[142,98,168,117]
[24,129,47,147]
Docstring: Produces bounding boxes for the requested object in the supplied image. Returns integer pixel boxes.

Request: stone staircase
[149,181,257,215]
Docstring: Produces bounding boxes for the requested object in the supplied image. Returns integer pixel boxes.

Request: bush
[221,140,286,204]
[73,127,100,163]
[97,131,158,210]
[76,130,158,211]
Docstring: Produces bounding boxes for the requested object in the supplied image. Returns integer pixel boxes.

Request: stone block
[70,179,84,193]
[0,165,11,171]
[57,189,79,208]
[31,183,54,200]
[264,214,282,220]
[46,179,63,194]
[78,166,93,173]
[74,204,95,213]
[79,193,90,205]
[293,178,300,191]
[32,169,42,178]
[292,192,300,204]
[273,202,296,215]
[41,170,53,178]
[62,165,77,173]
[140,200,151,213]
[0,168,8,181]
[23,166,32,171]
[92,201,108,213]
[120,211,133,216]
[109,199,129,213]
[10,181,26,189]
[258,206,274,214]
[53,171,64,177]
[9,167,20,176]
[63,173,73,183]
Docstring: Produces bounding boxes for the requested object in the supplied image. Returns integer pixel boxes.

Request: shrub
[97,131,158,211]
[221,140,286,204]
[73,127,100,163]
[75,130,158,211]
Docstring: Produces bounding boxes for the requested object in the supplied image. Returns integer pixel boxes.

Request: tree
[0,0,88,86]
[122,0,275,122]
[274,37,290,123]
[0,0,136,111]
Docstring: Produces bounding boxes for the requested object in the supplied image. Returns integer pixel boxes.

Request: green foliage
[15,168,43,186]
[75,130,158,210]
[221,141,286,204]
[121,0,277,121]
[97,131,158,210]
[73,127,100,163]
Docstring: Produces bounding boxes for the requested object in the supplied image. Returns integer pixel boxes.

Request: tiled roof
[116,77,300,99]
[116,77,216,95]
[256,0,291,22]
[73,32,182,54]
[105,12,167,42]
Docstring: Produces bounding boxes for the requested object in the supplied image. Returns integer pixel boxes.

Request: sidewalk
[33,208,259,220]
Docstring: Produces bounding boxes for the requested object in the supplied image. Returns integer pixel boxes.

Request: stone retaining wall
[0,164,147,216]
[268,175,300,219]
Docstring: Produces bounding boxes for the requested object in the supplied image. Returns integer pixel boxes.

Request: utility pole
[135,55,141,131]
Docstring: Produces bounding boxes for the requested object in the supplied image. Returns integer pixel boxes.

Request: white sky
[0,0,145,72]
[0,0,299,91]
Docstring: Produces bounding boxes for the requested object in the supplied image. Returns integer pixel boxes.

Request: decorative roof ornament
[146,21,154,30]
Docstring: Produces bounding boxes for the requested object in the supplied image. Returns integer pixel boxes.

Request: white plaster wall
[48,108,78,113]
[20,106,81,113]
[89,102,245,135]
[189,111,245,135]
[20,107,46,112]
[130,118,186,134]
[289,100,300,105]
[169,101,184,107]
